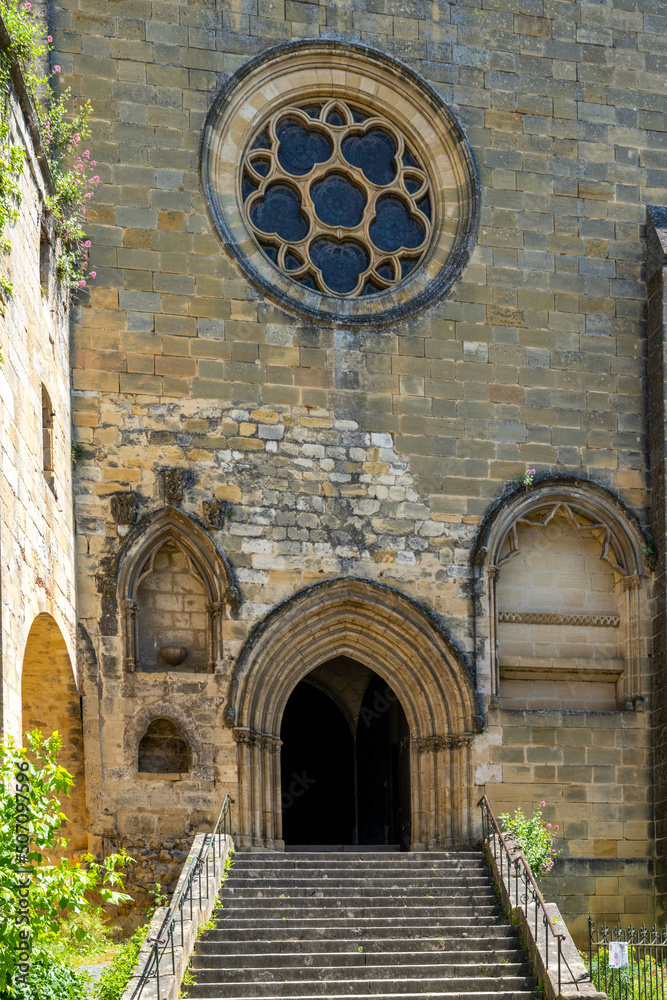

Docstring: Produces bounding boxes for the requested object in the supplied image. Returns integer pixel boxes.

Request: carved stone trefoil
[162,468,194,505]
[203,498,229,529]
[111,492,138,525]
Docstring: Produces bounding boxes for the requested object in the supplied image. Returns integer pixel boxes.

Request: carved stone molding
[623,574,641,592]
[412,734,474,754]
[233,728,281,752]
[111,492,138,525]
[203,498,229,529]
[162,468,194,504]
[498,611,620,628]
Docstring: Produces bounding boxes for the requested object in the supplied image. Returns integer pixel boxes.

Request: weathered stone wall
[0,58,78,761]
[50,0,662,930]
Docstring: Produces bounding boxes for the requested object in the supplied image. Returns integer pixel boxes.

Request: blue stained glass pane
[311,173,366,228]
[285,251,302,270]
[303,105,322,118]
[341,129,397,185]
[310,238,369,294]
[252,130,271,150]
[401,258,417,278]
[250,184,308,241]
[259,242,279,264]
[417,194,431,221]
[242,172,258,202]
[405,177,420,195]
[402,149,417,168]
[276,117,332,176]
[361,279,383,296]
[351,109,367,123]
[369,196,424,252]
[252,158,271,177]
[297,274,318,290]
[327,110,345,126]
[376,263,394,280]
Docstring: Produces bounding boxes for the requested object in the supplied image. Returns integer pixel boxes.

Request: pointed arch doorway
[228,579,478,851]
[280,660,411,850]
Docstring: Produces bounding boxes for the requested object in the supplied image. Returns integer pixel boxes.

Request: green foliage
[8,955,89,1000]
[0,730,132,997]
[0,0,99,292]
[71,441,84,464]
[46,905,119,968]
[515,467,536,488]
[93,924,147,1000]
[587,949,667,999]
[499,802,560,879]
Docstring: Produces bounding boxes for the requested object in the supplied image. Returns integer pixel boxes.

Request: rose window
[241,100,433,298]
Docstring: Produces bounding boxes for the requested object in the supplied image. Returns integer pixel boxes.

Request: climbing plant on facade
[0,0,98,300]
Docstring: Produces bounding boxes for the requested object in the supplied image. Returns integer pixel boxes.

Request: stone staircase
[184,851,542,1000]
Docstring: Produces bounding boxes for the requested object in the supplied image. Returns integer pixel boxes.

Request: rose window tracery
[241,100,433,298]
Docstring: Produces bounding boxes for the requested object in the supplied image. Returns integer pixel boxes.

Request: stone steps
[182,851,541,1000]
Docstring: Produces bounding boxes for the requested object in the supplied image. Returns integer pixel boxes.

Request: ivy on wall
[0,0,98,304]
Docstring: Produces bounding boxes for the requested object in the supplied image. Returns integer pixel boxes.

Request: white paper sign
[609,942,629,969]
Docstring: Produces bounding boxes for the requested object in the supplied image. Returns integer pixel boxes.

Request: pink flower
[25,3,31,8]
[554,825,559,831]
[84,150,90,157]
[47,34,52,41]
[78,279,86,287]
[85,192,92,199]
[540,801,546,807]
[529,469,536,474]
[73,133,80,142]
[84,240,91,247]
[93,175,99,182]
[547,823,552,828]
[53,65,61,73]
[91,161,96,166]
[89,271,96,278]
[82,208,86,214]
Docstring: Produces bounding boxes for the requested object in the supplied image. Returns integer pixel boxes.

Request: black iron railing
[479,794,578,993]
[589,920,667,998]
[129,794,232,999]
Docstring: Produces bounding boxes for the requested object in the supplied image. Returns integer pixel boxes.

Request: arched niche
[21,613,88,855]
[473,480,647,712]
[138,718,190,774]
[116,508,239,673]
[226,577,479,852]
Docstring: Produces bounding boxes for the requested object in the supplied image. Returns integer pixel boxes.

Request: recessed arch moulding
[116,507,239,675]
[472,480,649,713]
[226,578,480,851]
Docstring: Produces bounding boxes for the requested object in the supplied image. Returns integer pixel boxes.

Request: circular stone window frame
[201,41,480,328]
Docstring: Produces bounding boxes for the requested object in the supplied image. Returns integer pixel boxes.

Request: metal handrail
[129,794,232,999]
[478,794,579,993]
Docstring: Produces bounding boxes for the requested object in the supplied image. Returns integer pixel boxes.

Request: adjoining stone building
[3,0,667,947]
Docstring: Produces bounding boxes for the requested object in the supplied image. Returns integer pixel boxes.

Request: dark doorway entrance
[280,664,411,849]
[280,682,355,846]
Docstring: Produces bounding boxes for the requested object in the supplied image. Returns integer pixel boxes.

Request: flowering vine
[515,467,536,488]
[0,0,98,301]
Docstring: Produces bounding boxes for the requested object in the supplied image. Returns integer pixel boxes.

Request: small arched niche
[138,718,190,774]
[136,539,208,672]
[117,508,238,673]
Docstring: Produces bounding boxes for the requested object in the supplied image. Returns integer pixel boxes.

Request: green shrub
[9,956,89,1000]
[93,925,148,1000]
[587,948,667,999]
[499,801,560,879]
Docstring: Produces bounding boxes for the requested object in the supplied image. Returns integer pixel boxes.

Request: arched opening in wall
[496,506,623,710]
[279,657,411,850]
[136,539,208,672]
[21,614,87,854]
[41,384,55,494]
[138,718,190,774]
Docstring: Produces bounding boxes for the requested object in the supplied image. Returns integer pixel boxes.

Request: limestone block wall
[0,68,76,742]
[50,0,662,930]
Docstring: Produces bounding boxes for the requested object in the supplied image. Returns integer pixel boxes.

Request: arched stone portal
[21,614,88,855]
[226,578,478,851]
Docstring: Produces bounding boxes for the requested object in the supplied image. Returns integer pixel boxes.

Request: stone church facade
[3,0,667,947]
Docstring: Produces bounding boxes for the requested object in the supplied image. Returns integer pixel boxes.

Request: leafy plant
[0,730,132,997]
[515,467,536,488]
[71,441,83,464]
[586,948,667,999]
[0,0,99,293]
[499,801,560,879]
[93,924,148,1000]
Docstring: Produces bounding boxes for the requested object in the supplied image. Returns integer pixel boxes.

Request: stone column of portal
[232,728,252,850]
[260,735,275,848]
[249,732,263,847]
[646,206,667,918]
[270,737,283,849]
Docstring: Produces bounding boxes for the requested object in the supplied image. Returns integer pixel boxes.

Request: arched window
[117,507,238,673]
[138,718,190,774]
